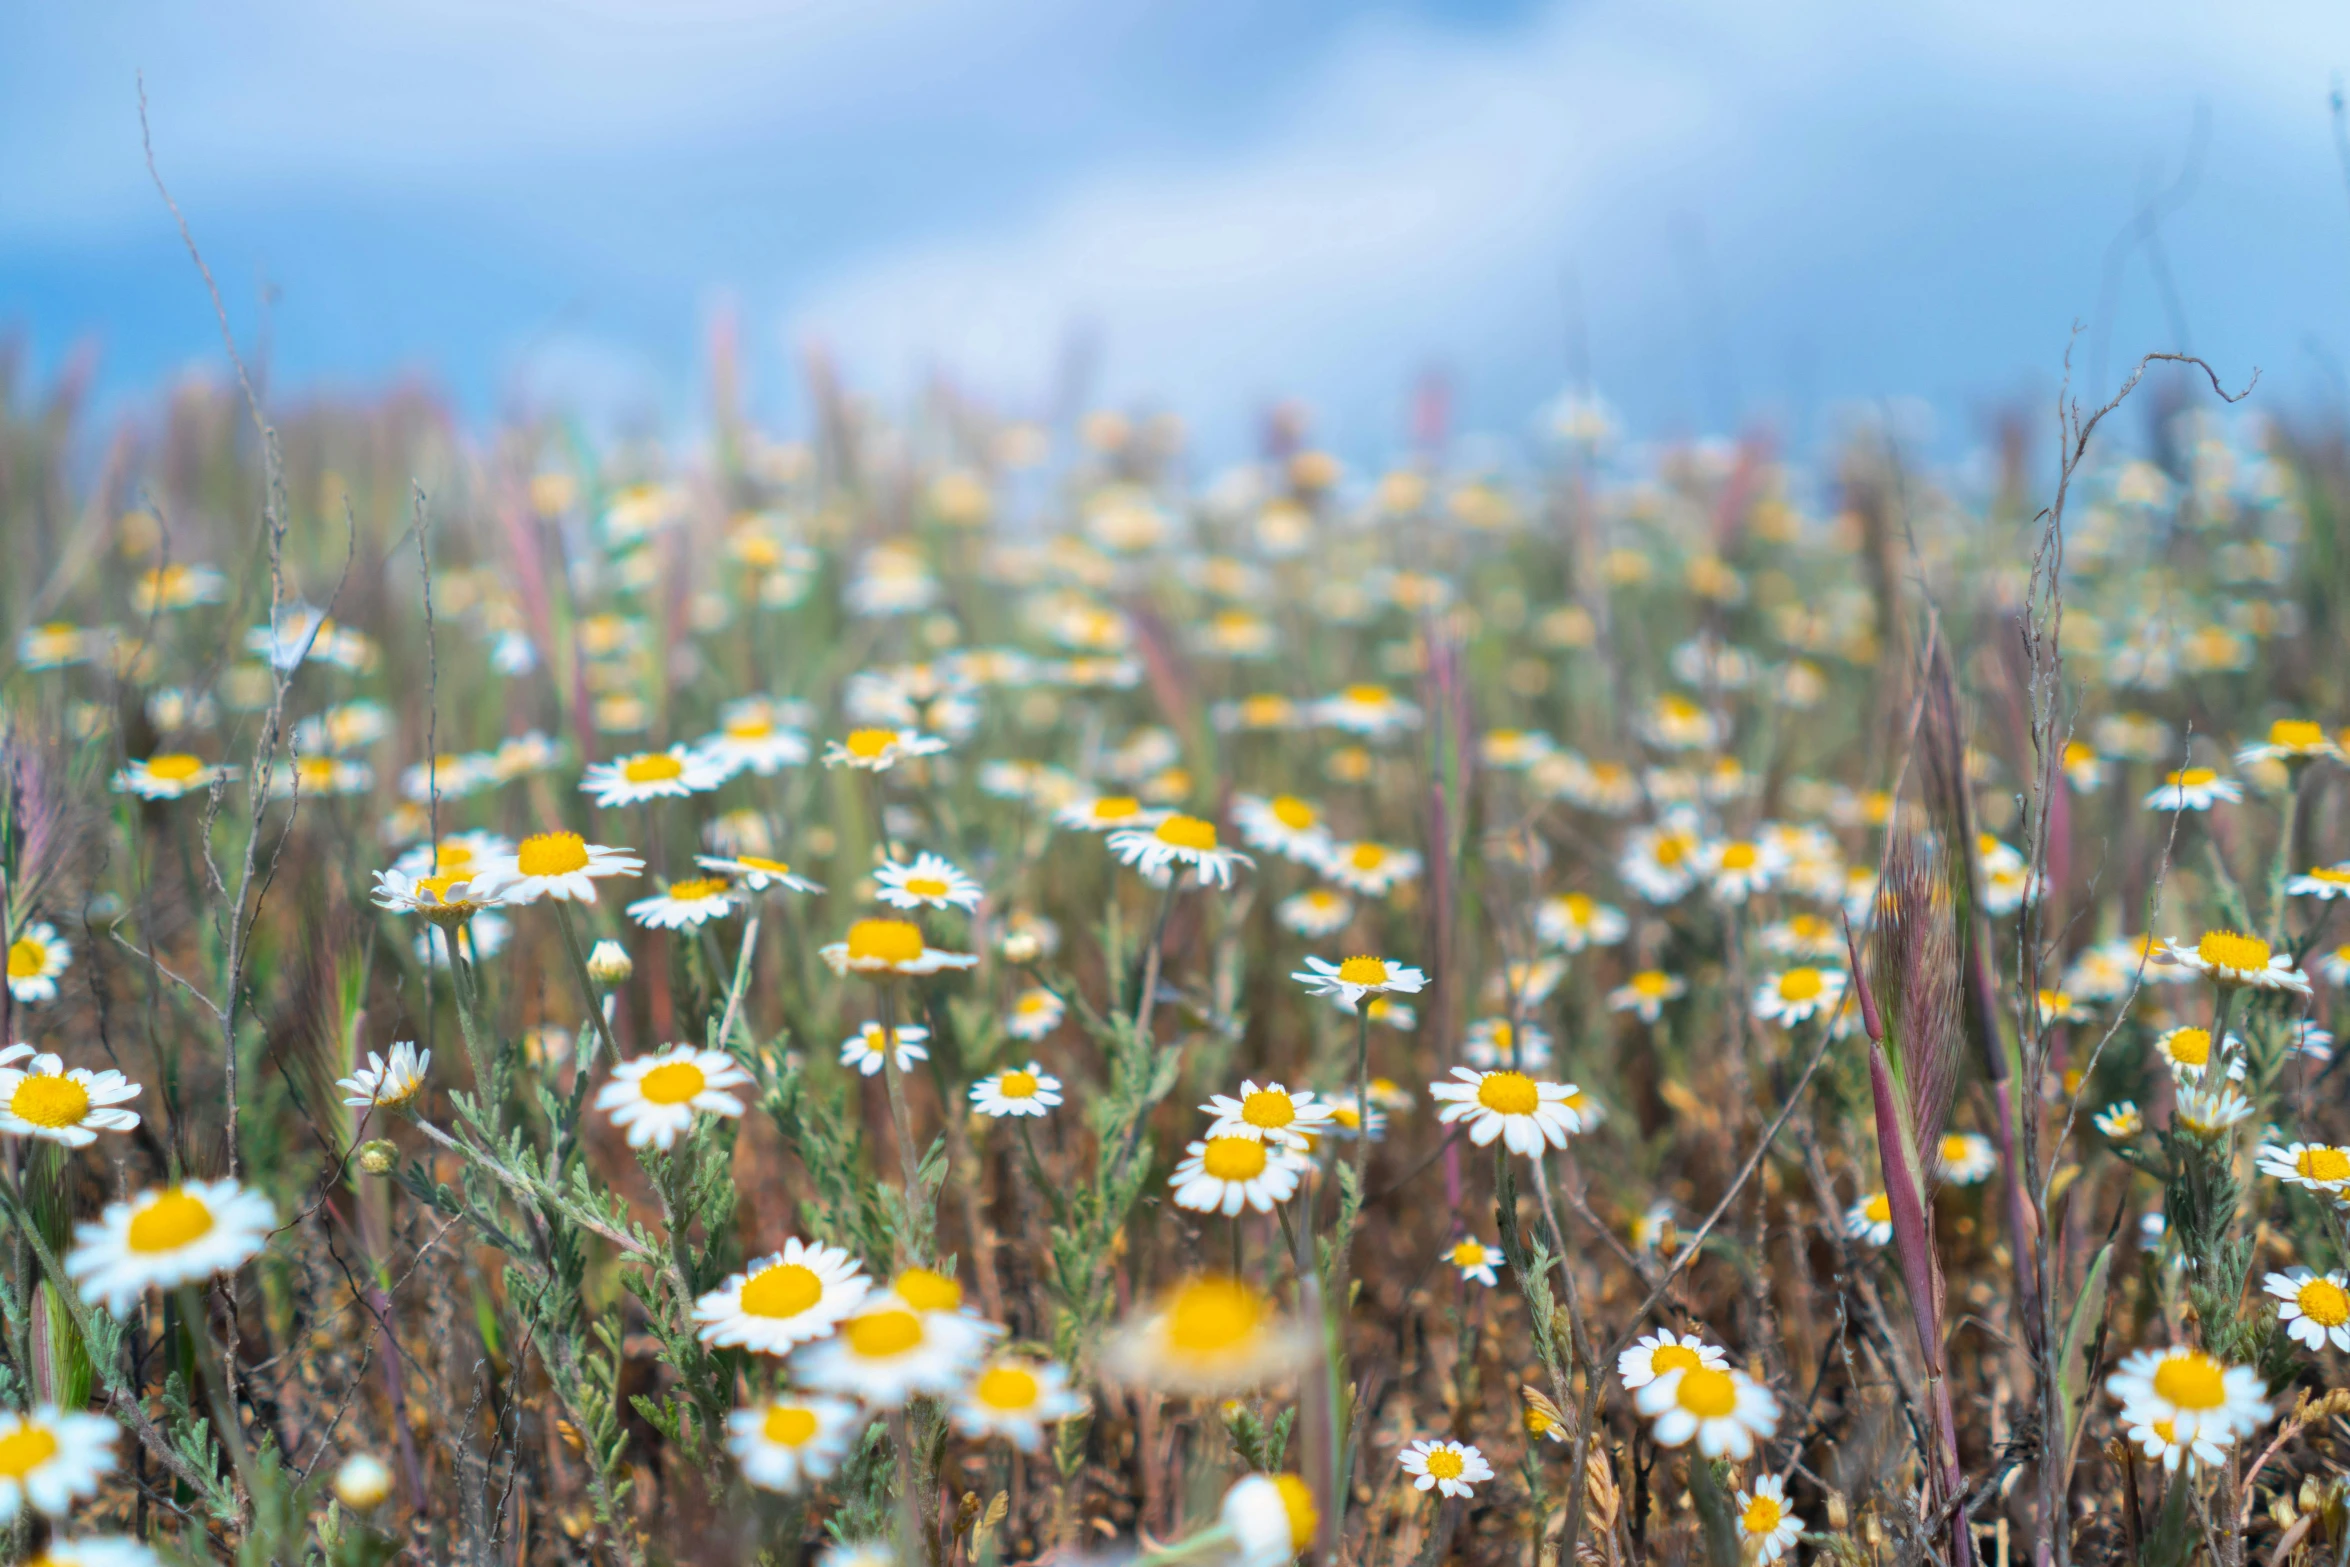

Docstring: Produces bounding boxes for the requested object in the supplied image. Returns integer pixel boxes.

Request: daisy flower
[1320,841,1419,896]
[39,1536,164,1567]
[1644,693,1721,751]
[695,712,811,779]
[1201,1081,1334,1151]
[1619,823,1700,903]
[1634,1361,1781,1458]
[1220,1473,1319,1565]
[2063,740,2106,792]
[821,728,948,771]
[0,1405,117,1520]
[580,746,725,807]
[840,1022,930,1077]
[5,923,69,1004]
[1363,996,1417,1031]
[818,918,978,977]
[336,1042,429,1113]
[1463,1018,1552,1071]
[1006,987,1066,1040]
[0,1053,139,1147]
[592,1046,751,1149]
[2324,944,2350,987]
[625,876,741,930]
[1847,1192,1894,1246]
[1232,794,1334,863]
[2287,865,2350,900]
[1170,1136,1306,1215]
[370,868,501,927]
[1736,1474,1803,1564]
[2152,1026,2236,1081]
[66,1179,276,1316]
[2266,1268,2350,1352]
[793,1292,989,1407]
[1278,888,1356,938]
[1618,1330,1727,1389]
[695,853,823,894]
[1292,954,1428,1009]
[1323,1094,1389,1142]
[475,833,644,904]
[874,852,984,912]
[2176,1083,2255,1139]
[692,1239,871,1354]
[1535,892,1629,952]
[1314,684,1421,737]
[1446,1238,1503,1287]
[1106,814,1253,888]
[1102,1274,1304,1393]
[1631,1203,1679,1255]
[1398,1439,1492,1499]
[951,1358,1084,1450]
[1054,792,1157,833]
[2237,719,2340,765]
[1754,967,1846,1026]
[2094,1102,2144,1139]
[1760,912,1844,960]
[112,753,235,800]
[1608,970,1685,1023]
[726,1395,859,1492]
[2124,1410,2219,1473]
[970,1061,1062,1118]
[1428,1067,1581,1154]
[1938,1131,1995,1185]
[2258,1141,2350,1193]
[2159,929,2310,993]
[1698,838,1786,904]
[2143,767,2242,812]
[2105,1347,2270,1452]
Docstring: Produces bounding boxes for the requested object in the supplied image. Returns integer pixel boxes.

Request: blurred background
[6,0,2350,458]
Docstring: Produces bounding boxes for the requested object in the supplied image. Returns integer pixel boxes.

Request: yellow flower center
[413,872,473,907]
[1272,1474,1318,1548]
[761,1405,818,1446]
[1477,1072,1540,1117]
[1675,1366,1738,1418]
[128,1190,216,1254]
[845,729,897,760]
[146,753,205,783]
[1652,836,1686,867]
[2165,1028,2212,1067]
[636,1061,708,1105]
[974,1366,1040,1411]
[2151,1353,2227,1411]
[1241,1090,1296,1129]
[1561,892,1595,922]
[2166,767,2216,788]
[620,753,685,784]
[999,1070,1039,1099]
[2310,868,2350,885]
[1778,969,1825,1002]
[739,1263,824,1319]
[6,939,44,979]
[516,832,591,878]
[2197,930,2272,972]
[2298,1147,2350,1183]
[1651,1343,1704,1377]
[2301,1279,2350,1327]
[1941,1134,1971,1162]
[1202,1137,1269,1181]
[1337,956,1389,987]
[0,1424,58,1480]
[894,1268,964,1312]
[9,1076,90,1129]
[1720,842,1758,871]
[1344,685,1389,705]
[1864,1194,1891,1224]
[664,877,729,902]
[1090,796,1142,821]
[1423,1448,1465,1480]
[725,717,775,740]
[1156,815,1218,851]
[845,1309,925,1358]
[1166,1276,1266,1356]
[1450,1240,1487,1266]
[1271,796,1317,830]
[1348,843,1388,871]
[1632,971,1671,998]
[738,856,794,875]
[904,876,951,899]
[2272,719,2325,749]
[846,919,925,966]
[1743,1496,1784,1536]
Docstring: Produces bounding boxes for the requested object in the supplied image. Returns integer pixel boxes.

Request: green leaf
[2058,1241,2112,1448]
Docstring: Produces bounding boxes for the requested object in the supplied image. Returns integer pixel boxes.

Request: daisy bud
[356,1139,397,1175]
[334,1452,394,1509]
[586,940,633,987]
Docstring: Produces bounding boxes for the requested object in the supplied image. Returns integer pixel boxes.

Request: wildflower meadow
[6,293,2350,1567]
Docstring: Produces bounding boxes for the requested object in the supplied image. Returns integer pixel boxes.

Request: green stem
[176,1283,256,1499]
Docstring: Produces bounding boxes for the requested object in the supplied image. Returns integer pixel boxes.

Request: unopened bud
[585,940,633,987]
[356,1140,397,1175]
[333,1452,394,1509]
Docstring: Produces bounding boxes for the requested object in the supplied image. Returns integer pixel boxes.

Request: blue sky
[7,0,2350,458]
